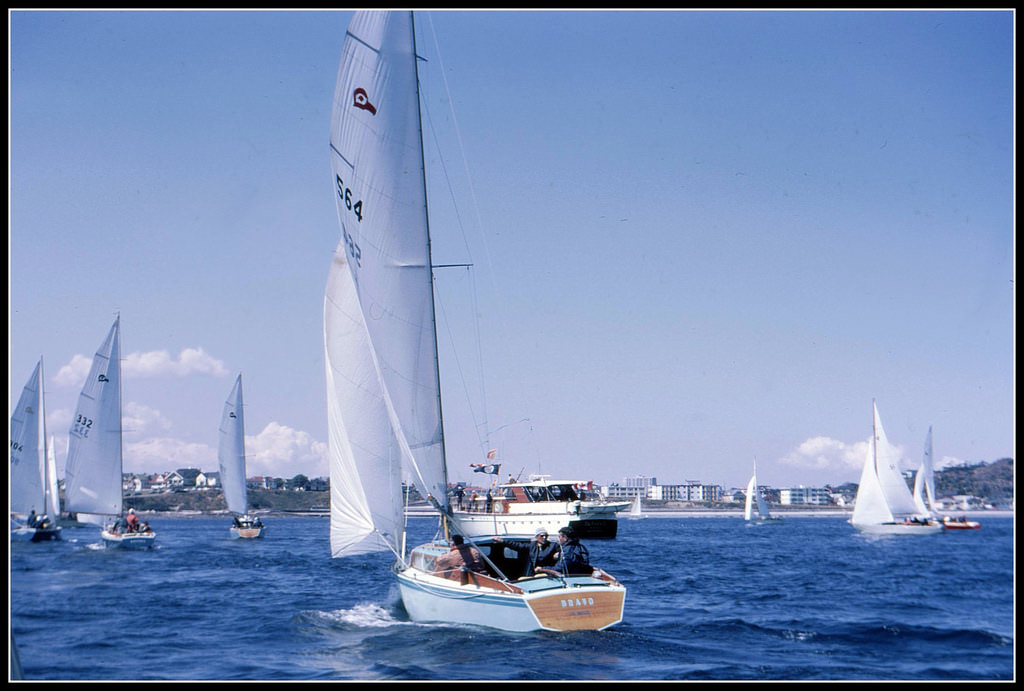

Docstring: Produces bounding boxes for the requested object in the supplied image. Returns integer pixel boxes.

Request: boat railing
[430,566,524,594]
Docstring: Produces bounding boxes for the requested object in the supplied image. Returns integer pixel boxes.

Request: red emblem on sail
[353,88,376,115]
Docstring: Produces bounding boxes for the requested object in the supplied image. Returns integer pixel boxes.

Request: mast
[39,356,50,514]
[872,399,878,476]
[410,11,450,495]
[115,314,124,516]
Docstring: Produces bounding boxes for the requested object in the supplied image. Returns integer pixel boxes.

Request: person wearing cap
[537,526,591,577]
[493,528,560,577]
[125,508,139,533]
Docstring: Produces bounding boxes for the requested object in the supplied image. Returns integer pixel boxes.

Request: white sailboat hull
[850,520,942,536]
[101,529,156,549]
[746,517,784,525]
[396,566,625,632]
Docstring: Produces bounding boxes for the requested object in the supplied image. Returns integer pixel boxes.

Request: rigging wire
[421,13,545,472]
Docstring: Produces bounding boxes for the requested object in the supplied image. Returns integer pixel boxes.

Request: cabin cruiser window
[549,484,579,501]
[523,486,550,502]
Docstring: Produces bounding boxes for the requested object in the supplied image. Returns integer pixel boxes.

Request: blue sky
[9,10,1014,490]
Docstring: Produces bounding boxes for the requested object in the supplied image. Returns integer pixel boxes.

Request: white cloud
[780,435,885,474]
[245,422,328,479]
[123,401,174,437]
[124,347,229,378]
[125,437,216,474]
[52,347,229,388]
[52,354,93,388]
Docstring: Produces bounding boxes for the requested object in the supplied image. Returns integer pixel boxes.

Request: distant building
[625,475,657,490]
[122,473,151,492]
[937,495,984,511]
[247,476,285,490]
[197,471,220,488]
[647,482,722,502]
[779,486,832,506]
[168,467,203,488]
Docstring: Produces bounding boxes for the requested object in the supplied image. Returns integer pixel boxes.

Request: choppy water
[10,514,1014,680]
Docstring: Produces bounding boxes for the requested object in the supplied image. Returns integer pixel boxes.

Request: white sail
[45,435,60,519]
[852,401,922,527]
[743,473,756,521]
[10,360,47,517]
[744,461,773,520]
[64,317,123,521]
[851,433,894,526]
[871,403,919,517]
[629,495,643,517]
[325,252,404,556]
[327,11,449,558]
[912,426,936,516]
[218,374,249,516]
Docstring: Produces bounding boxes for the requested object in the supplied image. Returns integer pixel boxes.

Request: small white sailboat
[850,401,940,535]
[218,374,264,539]
[63,316,155,549]
[325,11,625,632]
[912,426,939,517]
[10,359,62,542]
[626,494,648,520]
[744,461,782,524]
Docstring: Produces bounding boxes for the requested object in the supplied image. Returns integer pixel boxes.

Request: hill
[934,457,1013,502]
[125,488,329,514]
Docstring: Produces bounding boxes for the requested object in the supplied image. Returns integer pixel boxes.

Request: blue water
[10,514,1014,680]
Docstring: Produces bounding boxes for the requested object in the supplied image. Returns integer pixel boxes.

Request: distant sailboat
[218,374,264,538]
[912,426,937,518]
[744,461,782,524]
[850,401,940,535]
[626,494,647,520]
[914,427,982,531]
[10,359,62,541]
[325,10,625,631]
[63,317,156,549]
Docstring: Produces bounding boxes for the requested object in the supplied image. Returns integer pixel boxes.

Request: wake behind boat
[325,11,625,632]
[850,401,940,535]
[10,359,63,542]
[218,374,265,539]
[63,316,156,549]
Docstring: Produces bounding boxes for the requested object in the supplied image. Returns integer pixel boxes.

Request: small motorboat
[942,515,981,530]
